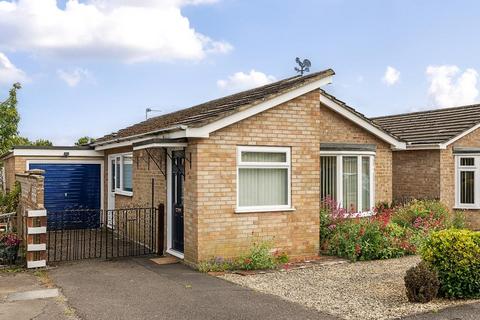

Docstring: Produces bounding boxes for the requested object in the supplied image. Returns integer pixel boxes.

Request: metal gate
[45,205,164,262]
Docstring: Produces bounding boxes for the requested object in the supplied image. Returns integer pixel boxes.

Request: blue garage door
[28,163,101,229]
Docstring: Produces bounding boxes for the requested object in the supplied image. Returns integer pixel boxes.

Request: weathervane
[294,57,311,76]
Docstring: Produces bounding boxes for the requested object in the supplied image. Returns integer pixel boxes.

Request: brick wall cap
[26,169,45,176]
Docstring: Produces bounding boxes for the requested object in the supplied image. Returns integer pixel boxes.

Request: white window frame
[320,151,375,215]
[236,146,292,213]
[455,155,480,209]
[112,152,133,197]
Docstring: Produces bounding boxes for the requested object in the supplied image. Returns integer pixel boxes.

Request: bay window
[455,155,478,208]
[321,153,375,213]
[237,146,291,212]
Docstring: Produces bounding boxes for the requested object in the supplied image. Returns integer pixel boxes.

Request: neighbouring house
[373,105,480,230]
[0,69,409,265]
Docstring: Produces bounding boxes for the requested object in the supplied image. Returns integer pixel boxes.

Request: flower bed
[320,198,464,262]
[0,232,21,265]
[198,241,289,273]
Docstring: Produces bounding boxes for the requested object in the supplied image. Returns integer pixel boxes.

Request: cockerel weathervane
[295,57,311,76]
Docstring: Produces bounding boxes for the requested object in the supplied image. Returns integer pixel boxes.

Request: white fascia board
[13,149,103,157]
[319,94,406,149]
[402,144,444,150]
[95,137,151,151]
[92,125,187,149]
[133,142,188,151]
[440,123,480,149]
[179,76,334,138]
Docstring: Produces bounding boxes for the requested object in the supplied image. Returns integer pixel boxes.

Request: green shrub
[0,182,20,213]
[197,257,236,273]
[238,242,276,270]
[404,261,440,303]
[198,242,288,272]
[420,229,480,298]
[392,200,452,230]
[325,219,413,262]
[274,251,289,264]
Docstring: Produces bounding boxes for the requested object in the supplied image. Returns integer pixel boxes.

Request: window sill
[235,207,296,214]
[115,190,133,197]
[453,206,480,210]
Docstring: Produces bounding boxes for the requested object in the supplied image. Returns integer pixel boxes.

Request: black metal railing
[46,205,165,262]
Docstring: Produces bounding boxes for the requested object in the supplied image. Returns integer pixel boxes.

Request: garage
[0,146,104,230]
[28,162,102,229]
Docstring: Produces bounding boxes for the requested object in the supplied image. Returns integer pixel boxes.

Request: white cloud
[426,65,479,108]
[57,68,92,87]
[0,52,28,86]
[382,66,400,86]
[0,0,232,63]
[217,70,276,93]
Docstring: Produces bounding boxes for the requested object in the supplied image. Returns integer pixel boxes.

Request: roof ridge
[372,103,480,121]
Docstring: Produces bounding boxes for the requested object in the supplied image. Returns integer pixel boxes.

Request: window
[321,154,374,213]
[237,146,291,212]
[112,153,133,195]
[456,156,478,208]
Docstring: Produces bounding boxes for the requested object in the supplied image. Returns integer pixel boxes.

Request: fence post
[157,203,164,255]
[26,209,47,268]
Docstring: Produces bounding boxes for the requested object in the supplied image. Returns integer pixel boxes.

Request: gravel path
[221,256,475,320]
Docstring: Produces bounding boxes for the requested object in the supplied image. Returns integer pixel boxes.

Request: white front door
[107,156,116,227]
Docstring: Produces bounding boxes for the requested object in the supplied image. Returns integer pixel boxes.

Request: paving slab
[0,271,74,320]
[7,288,59,301]
[49,258,340,320]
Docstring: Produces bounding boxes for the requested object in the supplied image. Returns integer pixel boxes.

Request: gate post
[157,203,165,255]
[26,209,47,268]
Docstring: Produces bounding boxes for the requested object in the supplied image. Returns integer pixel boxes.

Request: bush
[0,232,21,265]
[0,182,20,213]
[420,229,480,298]
[320,199,453,262]
[238,242,276,270]
[197,257,236,273]
[198,242,289,272]
[404,261,440,303]
[392,200,454,230]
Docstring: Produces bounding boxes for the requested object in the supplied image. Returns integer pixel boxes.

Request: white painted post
[26,209,47,269]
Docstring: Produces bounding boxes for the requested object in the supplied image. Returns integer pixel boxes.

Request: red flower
[355,244,362,255]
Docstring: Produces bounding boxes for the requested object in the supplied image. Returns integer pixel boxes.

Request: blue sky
[0,0,479,145]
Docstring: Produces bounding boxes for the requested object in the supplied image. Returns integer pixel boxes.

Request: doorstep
[149,255,180,265]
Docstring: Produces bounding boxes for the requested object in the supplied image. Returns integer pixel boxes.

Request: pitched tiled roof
[94,69,335,145]
[372,104,480,145]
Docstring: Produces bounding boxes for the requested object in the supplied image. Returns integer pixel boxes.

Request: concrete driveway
[48,258,339,320]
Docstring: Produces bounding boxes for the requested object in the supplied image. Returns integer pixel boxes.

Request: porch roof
[132,138,188,150]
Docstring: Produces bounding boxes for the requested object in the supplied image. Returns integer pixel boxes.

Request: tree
[31,139,53,147]
[75,136,96,146]
[0,83,21,155]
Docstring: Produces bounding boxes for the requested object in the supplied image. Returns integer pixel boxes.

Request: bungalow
[373,105,480,230]
[1,69,408,265]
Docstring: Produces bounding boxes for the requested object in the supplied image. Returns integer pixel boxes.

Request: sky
[0,0,479,145]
